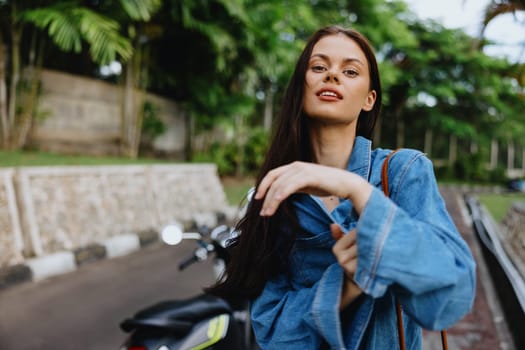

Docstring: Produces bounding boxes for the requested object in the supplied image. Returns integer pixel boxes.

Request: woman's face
[303,34,376,127]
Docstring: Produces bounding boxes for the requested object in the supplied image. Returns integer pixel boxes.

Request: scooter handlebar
[178,255,199,270]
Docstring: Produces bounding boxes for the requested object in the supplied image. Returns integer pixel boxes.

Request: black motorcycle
[119,223,259,350]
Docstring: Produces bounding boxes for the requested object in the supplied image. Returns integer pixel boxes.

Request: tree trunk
[396,116,404,148]
[133,43,149,158]
[14,66,40,149]
[120,59,135,157]
[263,85,274,131]
[14,30,43,149]
[0,36,9,147]
[8,22,22,148]
[448,134,457,165]
[424,128,433,156]
[522,147,525,171]
[490,139,498,169]
[373,117,381,146]
[235,114,245,178]
[507,141,515,170]
[120,33,146,159]
[185,111,194,161]
[470,141,478,154]
[394,103,405,148]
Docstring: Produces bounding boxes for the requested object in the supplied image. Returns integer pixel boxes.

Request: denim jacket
[251,136,476,350]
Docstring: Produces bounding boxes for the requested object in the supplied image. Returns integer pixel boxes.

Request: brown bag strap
[381,150,448,350]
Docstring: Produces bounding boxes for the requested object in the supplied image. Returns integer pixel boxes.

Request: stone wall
[501,201,525,278]
[0,164,229,268]
[0,170,24,266]
[28,69,188,157]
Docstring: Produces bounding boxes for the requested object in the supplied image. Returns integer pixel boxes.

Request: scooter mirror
[161,225,183,245]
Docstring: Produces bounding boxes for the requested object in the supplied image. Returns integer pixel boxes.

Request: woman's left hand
[254,161,372,216]
[331,224,363,308]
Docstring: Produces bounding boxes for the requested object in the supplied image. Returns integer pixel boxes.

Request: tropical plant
[0,0,160,152]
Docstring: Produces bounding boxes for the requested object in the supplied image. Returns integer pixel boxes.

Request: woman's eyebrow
[310,53,365,66]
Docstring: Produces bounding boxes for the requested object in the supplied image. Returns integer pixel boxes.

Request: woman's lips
[316,89,342,100]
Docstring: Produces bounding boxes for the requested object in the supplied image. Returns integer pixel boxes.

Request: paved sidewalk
[423,187,515,350]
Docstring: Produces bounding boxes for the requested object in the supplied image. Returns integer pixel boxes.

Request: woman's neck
[309,123,356,169]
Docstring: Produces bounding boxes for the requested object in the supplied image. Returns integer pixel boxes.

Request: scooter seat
[120,294,232,333]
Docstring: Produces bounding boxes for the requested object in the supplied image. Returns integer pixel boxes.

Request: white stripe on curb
[26,251,76,281]
[102,234,140,258]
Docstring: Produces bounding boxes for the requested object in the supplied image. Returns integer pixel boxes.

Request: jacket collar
[347,136,372,180]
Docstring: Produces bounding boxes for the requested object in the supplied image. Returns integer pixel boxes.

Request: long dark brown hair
[206,25,382,299]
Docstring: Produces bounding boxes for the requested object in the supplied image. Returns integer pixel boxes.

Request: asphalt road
[0,241,216,350]
[0,187,516,350]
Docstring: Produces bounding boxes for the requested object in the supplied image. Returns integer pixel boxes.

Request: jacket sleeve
[251,262,347,349]
[354,150,476,330]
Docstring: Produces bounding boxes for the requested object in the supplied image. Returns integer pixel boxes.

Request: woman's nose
[324,71,339,83]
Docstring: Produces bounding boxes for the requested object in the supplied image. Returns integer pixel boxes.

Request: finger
[260,166,310,216]
[259,168,300,216]
[335,244,358,264]
[333,246,358,271]
[342,259,358,276]
[331,223,344,241]
[254,166,286,200]
[332,229,357,255]
[339,257,358,276]
[335,250,358,277]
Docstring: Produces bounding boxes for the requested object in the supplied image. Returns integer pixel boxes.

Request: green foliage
[192,127,270,176]
[192,141,237,175]
[118,0,161,21]
[3,0,525,179]
[242,126,270,172]
[21,4,133,64]
[448,152,509,184]
[141,100,165,138]
[453,153,489,182]
[377,14,525,152]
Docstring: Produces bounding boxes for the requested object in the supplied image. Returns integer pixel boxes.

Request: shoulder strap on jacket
[381,149,400,197]
[381,148,449,350]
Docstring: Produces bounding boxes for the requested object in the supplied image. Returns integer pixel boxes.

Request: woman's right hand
[331,224,363,309]
[254,161,373,217]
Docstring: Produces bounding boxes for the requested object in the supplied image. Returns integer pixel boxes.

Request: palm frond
[181,4,237,70]
[119,0,161,21]
[21,7,82,53]
[21,5,133,65]
[72,8,133,64]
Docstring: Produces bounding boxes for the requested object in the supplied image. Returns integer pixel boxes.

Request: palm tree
[478,0,525,58]
[0,0,159,150]
[480,0,525,36]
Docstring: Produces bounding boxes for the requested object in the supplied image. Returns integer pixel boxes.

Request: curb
[0,208,239,292]
[0,231,156,290]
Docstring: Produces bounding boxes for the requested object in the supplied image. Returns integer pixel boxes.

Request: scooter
[119,223,258,350]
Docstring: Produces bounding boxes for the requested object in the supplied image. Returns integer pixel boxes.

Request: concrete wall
[0,163,230,268]
[0,170,24,266]
[29,69,187,157]
[501,202,525,279]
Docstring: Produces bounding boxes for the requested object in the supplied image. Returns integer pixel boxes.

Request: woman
[207,25,476,349]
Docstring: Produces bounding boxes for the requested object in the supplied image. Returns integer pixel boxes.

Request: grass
[0,149,173,167]
[221,176,255,206]
[478,192,525,222]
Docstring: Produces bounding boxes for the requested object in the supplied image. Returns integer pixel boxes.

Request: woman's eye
[343,69,358,77]
[311,65,326,72]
